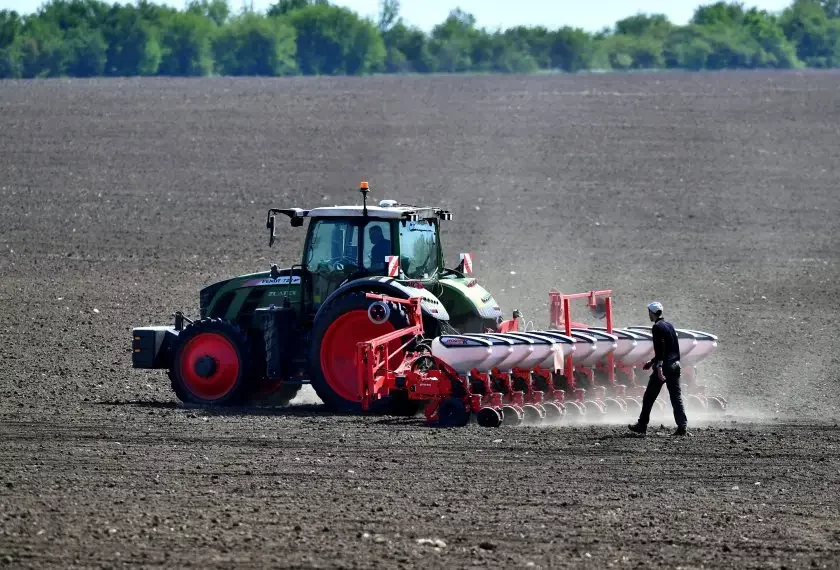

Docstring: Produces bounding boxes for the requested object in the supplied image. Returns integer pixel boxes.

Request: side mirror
[266,214,276,247]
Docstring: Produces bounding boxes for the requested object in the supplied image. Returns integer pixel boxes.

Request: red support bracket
[356,294,425,411]
[548,289,615,394]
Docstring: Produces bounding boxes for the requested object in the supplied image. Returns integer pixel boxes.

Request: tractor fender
[313,276,450,324]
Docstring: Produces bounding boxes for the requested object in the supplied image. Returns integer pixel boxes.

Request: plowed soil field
[1,71,839,569]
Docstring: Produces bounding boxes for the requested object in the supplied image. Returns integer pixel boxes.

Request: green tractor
[132,182,516,413]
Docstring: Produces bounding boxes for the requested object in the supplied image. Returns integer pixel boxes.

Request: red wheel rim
[319,310,399,403]
[179,332,241,400]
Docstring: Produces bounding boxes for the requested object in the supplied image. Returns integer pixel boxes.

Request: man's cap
[647,301,664,314]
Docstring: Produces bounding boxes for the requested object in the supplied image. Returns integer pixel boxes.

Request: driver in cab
[368,225,391,272]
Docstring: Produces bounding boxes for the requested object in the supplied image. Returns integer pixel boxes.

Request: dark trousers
[638,367,687,428]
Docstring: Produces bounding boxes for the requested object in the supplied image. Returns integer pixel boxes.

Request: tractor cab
[301,213,441,306]
[267,182,454,311]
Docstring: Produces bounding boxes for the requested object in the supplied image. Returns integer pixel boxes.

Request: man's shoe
[628,422,647,435]
[671,426,687,436]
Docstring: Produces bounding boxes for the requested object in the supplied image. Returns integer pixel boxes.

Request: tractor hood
[198,267,304,321]
[438,277,502,320]
[199,277,235,310]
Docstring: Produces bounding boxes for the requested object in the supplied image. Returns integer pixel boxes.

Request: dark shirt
[370,239,391,270]
[651,318,680,365]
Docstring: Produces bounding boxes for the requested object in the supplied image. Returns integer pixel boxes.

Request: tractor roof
[311,202,452,220]
[272,201,453,223]
[266,184,452,243]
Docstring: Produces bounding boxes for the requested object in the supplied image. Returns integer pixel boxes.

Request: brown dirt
[1,71,839,569]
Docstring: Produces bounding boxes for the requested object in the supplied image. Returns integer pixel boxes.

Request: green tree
[0,9,22,48]
[0,43,22,77]
[704,24,765,68]
[0,11,23,78]
[382,21,432,72]
[615,13,673,39]
[678,3,800,69]
[781,0,840,66]
[283,3,385,74]
[35,0,110,31]
[158,10,214,75]
[65,25,107,75]
[186,0,230,26]
[429,9,479,72]
[212,12,297,75]
[742,8,801,67]
[596,33,664,69]
[266,0,326,17]
[19,18,68,77]
[502,26,553,68]
[663,26,715,69]
[663,24,762,69]
[377,0,400,32]
[820,0,840,18]
[550,27,593,71]
[490,41,538,72]
[5,0,840,79]
[691,2,747,26]
[101,4,162,75]
[133,0,179,27]
[467,28,498,71]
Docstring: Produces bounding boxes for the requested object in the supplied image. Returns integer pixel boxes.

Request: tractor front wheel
[169,318,252,406]
[309,291,421,414]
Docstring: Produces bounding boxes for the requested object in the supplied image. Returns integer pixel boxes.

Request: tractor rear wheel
[309,291,422,414]
[169,318,252,406]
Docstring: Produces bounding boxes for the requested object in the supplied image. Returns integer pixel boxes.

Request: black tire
[437,397,470,427]
[309,291,416,413]
[168,318,253,406]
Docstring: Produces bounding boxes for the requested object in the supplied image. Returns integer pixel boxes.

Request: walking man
[628,302,688,436]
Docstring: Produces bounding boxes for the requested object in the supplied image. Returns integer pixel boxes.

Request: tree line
[2,0,840,79]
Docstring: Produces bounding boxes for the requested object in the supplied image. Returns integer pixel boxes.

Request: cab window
[399,219,439,280]
[305,219,360,304]
[305,219,359,267]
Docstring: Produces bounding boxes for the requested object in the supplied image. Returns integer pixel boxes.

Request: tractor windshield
[399,219,439,280]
